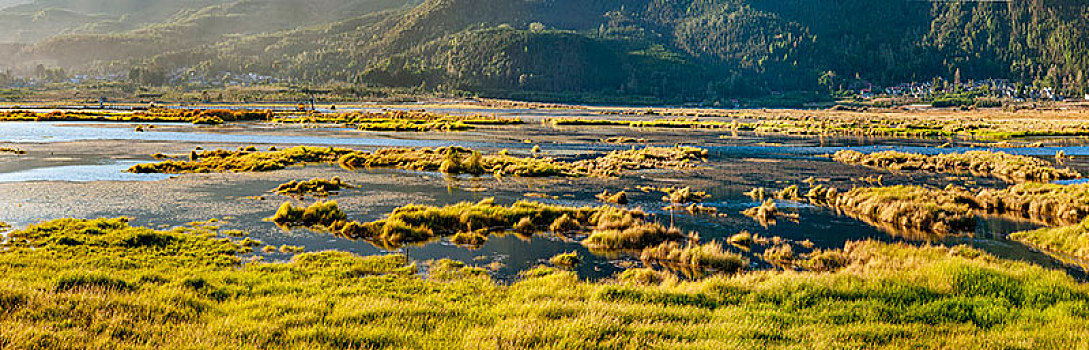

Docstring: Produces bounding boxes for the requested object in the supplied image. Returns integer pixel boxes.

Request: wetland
[5,104,1089,348]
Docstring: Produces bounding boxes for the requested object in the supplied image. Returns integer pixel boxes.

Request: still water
[0,118,1086,281]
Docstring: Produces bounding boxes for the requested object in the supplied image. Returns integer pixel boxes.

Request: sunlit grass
[833,150,1080,182]
[3,218,1089,348]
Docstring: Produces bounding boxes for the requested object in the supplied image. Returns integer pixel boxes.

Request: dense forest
[0,0,1087,103]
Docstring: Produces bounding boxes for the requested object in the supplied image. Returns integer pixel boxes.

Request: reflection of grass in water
[833,150,1080,183]
[5,218,1089,347]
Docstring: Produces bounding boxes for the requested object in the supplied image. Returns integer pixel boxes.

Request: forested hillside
[1,0,1087,103]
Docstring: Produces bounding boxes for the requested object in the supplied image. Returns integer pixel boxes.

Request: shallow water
[0,114,1087,281]
[0,160,171,183]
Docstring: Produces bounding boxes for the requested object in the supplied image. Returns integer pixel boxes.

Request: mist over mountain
[1,0,1087,103]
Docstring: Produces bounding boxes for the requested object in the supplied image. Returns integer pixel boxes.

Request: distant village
[869,79,1073,101]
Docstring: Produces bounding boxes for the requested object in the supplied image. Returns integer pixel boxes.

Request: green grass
[1010,218,1089,260]
[833,150,1081,182]
[3,218,1089,348]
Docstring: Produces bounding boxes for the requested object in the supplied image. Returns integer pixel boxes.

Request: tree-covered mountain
[2,0,1087,103]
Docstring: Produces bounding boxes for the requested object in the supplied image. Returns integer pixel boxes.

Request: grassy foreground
[3,218,1089,349]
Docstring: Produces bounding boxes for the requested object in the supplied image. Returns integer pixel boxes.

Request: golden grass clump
[804,249,850,272]
[269,201,348,230]
[825,185,978,235]
[595,190,629,204]
[274,177,353,196]
[0,147,26,155]
[1008,217,1089,260]
[833,150,1081,182]
[640,241,746,274]
[327,199,645,248]
[660,186,710,204]
[742,199,779,223]
[582,221,685,251]
[974,182,1089,226]
[727,231,754,247]
[337,146,571,177]
[549,252,581,269]
[763,244,796,264]
[572,146,707,177]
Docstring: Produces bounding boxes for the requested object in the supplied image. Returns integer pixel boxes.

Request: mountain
[2,0,1088,103]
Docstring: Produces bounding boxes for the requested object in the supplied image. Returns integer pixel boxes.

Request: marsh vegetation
[3,218,1089,348]
[275,110,522,132]
[131,145,708,178]
[273,177,354,196]
[833,150,1081,182]
[12,104,1089,349]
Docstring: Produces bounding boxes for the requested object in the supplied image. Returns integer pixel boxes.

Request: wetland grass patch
[274,177,354,196]
[833,150,1080,182]
[549,252,581,269]
[132,145,708,178]
[4,218,1089,348]
[640,241,747,274]
[0,109,273,123]
[274,110,522,132]
[128,146,353,173]
[272,198,659,249]
[595,190,628,204]
[1009,219,1089,260]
